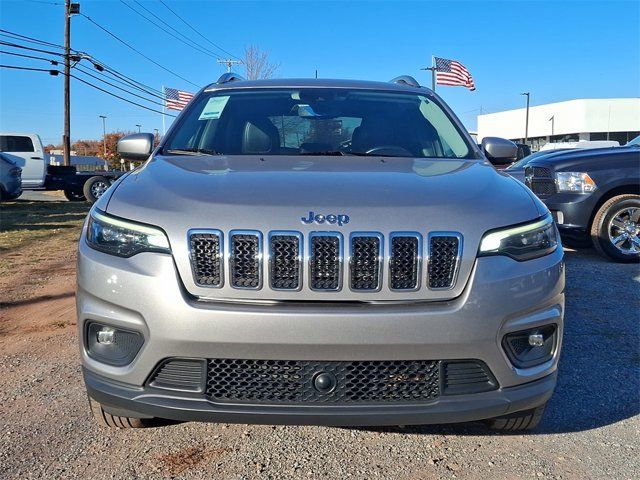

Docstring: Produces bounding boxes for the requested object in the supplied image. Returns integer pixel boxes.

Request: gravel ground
[0,247,638,480]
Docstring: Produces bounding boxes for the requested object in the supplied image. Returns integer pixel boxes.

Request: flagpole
[161,85,166,136]
[431,56,436,92]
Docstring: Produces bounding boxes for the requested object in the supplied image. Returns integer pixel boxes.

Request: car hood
[106,155,544,301]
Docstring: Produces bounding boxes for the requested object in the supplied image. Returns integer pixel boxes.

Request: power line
[119,0,218,58]
[79,12,199,88]
[158,0,241,61]
[81,55,166,96]
[0,63,59,74]
[0,49,60,65]
[0,29,66,50]
[70,73,176,117]
[0,63,176,117]
[74,64,166,106]
[75,62,166,101]
[0,40,65,57]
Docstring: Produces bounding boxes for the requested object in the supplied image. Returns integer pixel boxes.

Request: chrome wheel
[607,206,640,255]
[90,181,109,199]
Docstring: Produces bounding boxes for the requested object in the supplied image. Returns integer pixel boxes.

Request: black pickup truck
[525,145,640,262]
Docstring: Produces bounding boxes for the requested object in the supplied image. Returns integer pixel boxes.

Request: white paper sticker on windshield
[198,96,230,120]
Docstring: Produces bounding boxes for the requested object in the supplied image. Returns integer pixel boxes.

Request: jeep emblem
[301,211,350,227]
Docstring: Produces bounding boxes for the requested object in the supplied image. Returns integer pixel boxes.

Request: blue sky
[0,0,638,145]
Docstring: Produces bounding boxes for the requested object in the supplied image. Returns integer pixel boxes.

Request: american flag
[434,57,476,91]
[164,87,194,111]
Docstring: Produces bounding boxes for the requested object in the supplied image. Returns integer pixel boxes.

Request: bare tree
[243,45,279,80]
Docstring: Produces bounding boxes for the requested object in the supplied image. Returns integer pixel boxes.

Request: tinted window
[165,89,472,159]
[0,135,35,152]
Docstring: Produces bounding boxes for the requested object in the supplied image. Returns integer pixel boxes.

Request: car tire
[83,176,111,204]
[63,187,86,201]
[485,404,546,431]
[590,194,640,263]
[89,397,150,429]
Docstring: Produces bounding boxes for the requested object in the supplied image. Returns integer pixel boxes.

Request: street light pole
[521,92,530,144]
[136,124,142,133]
[549,115,555,136]
[99,115,107,157]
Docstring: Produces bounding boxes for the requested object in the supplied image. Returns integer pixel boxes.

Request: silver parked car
[0,153,22,200]
[77,75,564,431]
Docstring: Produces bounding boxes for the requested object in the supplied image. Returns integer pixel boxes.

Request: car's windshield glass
[627,135,640,146]
[164,89,473,159]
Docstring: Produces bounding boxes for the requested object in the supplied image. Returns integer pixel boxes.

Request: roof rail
[389,75,420,88]
[216,72,246,84]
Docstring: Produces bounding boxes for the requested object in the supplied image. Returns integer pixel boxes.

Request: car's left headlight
[86,209,171,257]
[555,172,596,193]
[479,214,559,261]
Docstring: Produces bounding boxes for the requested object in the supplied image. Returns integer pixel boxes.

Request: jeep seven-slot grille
[230,233,261,289]
[205,358,440,404]
[270,234,301,290]
[189,232,223,287]
[390,235,420,290]
[350,235,381,291]
[310,234,341,290]
[188,231,463,292]
[428,235,460,289]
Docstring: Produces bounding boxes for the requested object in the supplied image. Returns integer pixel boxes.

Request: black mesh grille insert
[230,234,260,288]
[532,166,552,178]
[310,235,341,290]
[270,235,301,290]
[350,236,381,290]
[390,236,419,290]
[442,361,497,395]
[205,359,439,404]
[428,236,460,289]
[189,232,222,287]
[531,180,557,196]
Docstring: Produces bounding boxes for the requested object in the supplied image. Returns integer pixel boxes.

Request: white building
[477,98,640,151]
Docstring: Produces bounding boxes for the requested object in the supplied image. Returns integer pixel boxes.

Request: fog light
[85,322,144,366]
[528,333,544,347]
[503,325,557,368]
[96,327,115,345]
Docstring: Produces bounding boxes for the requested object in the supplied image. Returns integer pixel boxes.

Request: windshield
[164,88,473,159]
[627,135,640,146]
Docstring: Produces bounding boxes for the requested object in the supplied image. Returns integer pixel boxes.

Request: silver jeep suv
[77,75,564,431]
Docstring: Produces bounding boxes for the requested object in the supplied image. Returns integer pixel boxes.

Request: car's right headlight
[479,214,559,261]
[555,172,596,193]
[86,209,171,257]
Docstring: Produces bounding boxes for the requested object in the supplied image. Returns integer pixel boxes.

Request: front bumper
[77,240,565,425]
[85,367,557,426]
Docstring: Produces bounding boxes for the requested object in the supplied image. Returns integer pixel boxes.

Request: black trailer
[45,165,127,203]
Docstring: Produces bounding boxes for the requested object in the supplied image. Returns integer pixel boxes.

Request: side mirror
[117,133,154,161]
[481,137,518,166]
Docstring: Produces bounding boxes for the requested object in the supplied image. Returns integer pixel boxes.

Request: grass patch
[0,200,89,272]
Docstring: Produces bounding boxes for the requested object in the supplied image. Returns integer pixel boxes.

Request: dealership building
[477,98,640,151]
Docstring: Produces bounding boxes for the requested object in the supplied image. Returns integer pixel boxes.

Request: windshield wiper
[164,147,223,156]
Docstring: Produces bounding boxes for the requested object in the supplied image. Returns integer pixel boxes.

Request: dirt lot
[1,200,638,480]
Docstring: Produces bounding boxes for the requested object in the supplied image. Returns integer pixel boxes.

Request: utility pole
[521,92,530,144]
[420,66,437,91]
[136,124,142,133]
[217,58,242,73]
[99,115,107,157]
[63,0,71,166]
[62,1,79,166]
